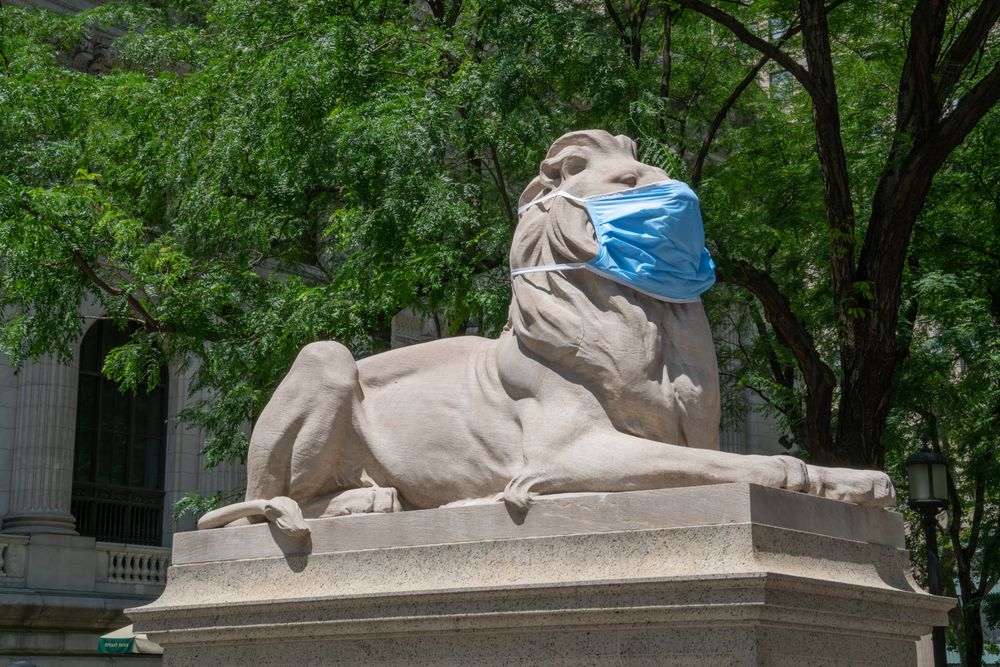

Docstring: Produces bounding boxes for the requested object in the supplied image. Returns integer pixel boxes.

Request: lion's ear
[518,149,587,209]
[540,158,562,187]
[517,163,560,209]
[614,134,638,160]
[541,148,590,186]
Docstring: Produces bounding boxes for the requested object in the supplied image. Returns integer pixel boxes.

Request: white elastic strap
[509,263,589,276]
[517,179,679,215]
[517,190,588,215]
[510,263,702,304]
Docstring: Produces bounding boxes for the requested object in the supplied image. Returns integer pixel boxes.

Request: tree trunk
[961,600,985,667]
[726,259,838,462]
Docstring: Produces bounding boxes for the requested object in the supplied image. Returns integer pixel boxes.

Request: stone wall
[68,28,119,75]
[10,0,121,75]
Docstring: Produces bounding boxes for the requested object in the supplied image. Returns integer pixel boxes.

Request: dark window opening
[71,321,167,546]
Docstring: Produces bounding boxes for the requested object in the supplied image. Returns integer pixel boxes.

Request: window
[768,70,795,101]
[71,321,167,546]
[769,17,789,41]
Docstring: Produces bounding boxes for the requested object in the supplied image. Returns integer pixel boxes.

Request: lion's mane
[505,130,721,449]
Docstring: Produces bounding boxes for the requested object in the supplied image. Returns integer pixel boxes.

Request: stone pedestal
[129,484,953,666]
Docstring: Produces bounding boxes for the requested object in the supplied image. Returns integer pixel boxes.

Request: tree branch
[944,438,970,581]
[691,54,769,187]
[934,58,1000,157]
[605,0,649,66]
[487,144,515,225]
[723,256,837,459]
[427,0,463,29]
[935,0,1000,99]
[748,304,793,391]
[794,0,858,336]
[604,0,627,41]
[673,0,855,330]
[861,57,1000,291]
[895,253,920,363]
[27,204,173,334]
[856,48,1000,371]
[69,247,172,332]
[728,260,832,386]
[669,0,814,95]
[660,6,673,99]
[895,0,949,144]
[445,0,463,29]
[689,0,850,187]
[604,0,625,35]
[965,472,985,566]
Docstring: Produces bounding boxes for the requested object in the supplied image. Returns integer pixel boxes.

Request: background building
[0,303,245,665]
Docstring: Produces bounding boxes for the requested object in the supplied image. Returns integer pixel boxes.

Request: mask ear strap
[517,190,588,215]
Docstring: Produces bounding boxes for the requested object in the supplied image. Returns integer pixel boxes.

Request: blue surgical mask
[512,179,716,303]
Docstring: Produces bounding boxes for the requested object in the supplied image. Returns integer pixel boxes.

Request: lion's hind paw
[308,486,403,519]
[263,496,310,538]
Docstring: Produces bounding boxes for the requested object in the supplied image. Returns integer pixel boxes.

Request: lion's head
[510,130,669,272]
[505,129,720,449]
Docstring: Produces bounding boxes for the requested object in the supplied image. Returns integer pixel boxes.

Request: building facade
[0,303,245,665]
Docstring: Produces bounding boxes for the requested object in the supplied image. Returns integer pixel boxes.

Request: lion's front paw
[773,455,810,493]
[806,465,896,507]
[748,454,809,493]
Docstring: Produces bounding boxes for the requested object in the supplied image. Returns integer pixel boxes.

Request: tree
[885,104,1000,665]
[669,0,1000,468]
[0,0,645,463]
[670,6,1000,657]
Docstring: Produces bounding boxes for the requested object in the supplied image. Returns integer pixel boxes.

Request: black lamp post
[907,444,951,667]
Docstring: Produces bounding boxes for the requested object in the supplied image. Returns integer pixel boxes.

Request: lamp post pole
[921,508,948,667]
[907,444,951,667]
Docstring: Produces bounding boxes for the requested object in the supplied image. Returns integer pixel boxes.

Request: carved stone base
[0,509,78,535]
[129,484,953,666]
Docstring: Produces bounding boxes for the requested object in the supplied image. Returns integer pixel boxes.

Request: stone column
[1,355,79,534]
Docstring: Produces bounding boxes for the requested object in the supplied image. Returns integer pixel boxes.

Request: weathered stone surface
[130,484,953,666]
[200,129,895,540]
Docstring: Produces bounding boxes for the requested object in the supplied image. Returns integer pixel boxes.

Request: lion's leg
[299,486,402,518]
[504,430,893,510]
[245,341,368,503]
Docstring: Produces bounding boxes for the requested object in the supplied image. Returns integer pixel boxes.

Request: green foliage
[884,103,1000,659]
[0,0,742,464]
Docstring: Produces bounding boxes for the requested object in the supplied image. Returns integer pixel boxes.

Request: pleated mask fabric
[512,180,716,303]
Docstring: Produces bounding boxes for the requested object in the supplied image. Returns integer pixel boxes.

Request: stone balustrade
[0,533,170,594]
[97,542,171,587]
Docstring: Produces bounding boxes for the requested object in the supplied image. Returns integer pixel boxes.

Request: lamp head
[906,445,950,510]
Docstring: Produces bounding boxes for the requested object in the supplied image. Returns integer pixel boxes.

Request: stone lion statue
[199,130,894,537]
